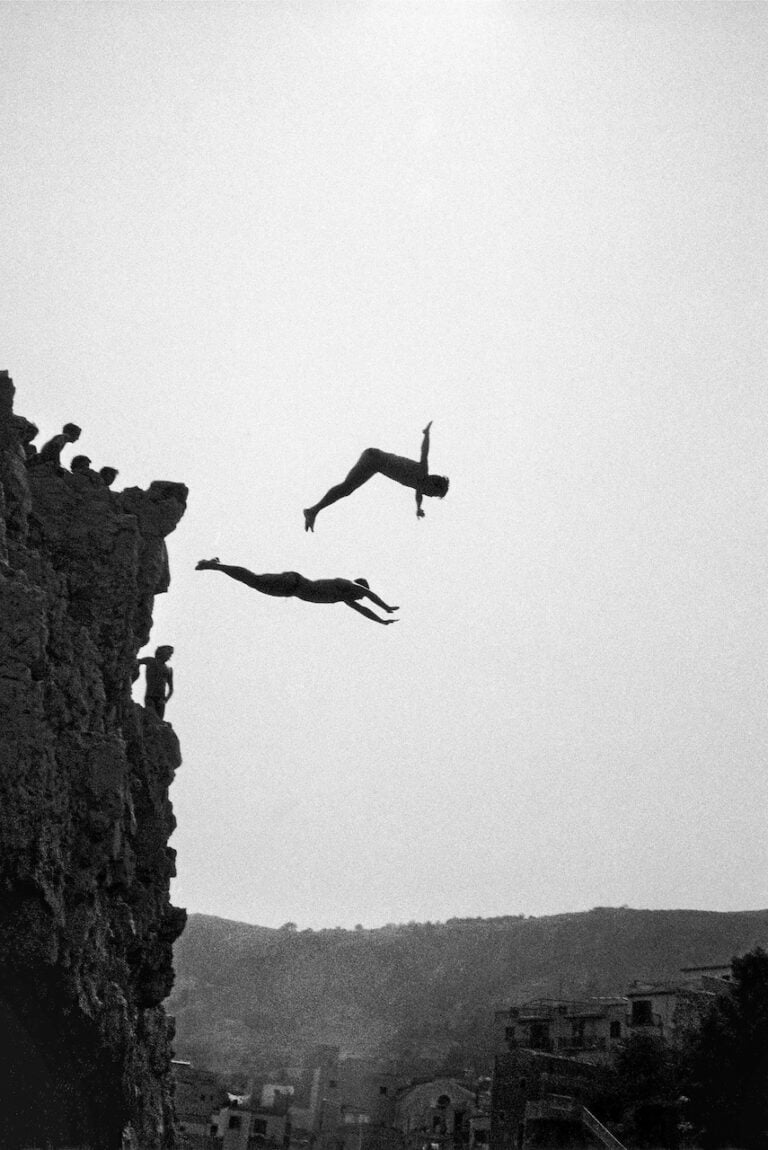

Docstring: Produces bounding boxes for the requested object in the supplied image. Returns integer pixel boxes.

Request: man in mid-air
[195,559,399,626]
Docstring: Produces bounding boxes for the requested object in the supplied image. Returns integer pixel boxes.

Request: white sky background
[2,1,767,928]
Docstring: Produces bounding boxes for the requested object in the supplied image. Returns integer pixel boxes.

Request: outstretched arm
[345,601,398,625]
[415,421,432,518]
[420,421,432,469]
[361,588,399,613]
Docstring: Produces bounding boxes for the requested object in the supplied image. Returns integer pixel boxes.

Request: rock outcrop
[0,372,188,1149]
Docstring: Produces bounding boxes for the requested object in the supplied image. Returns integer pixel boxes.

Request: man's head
[99,466,119,487]
[155,645,174,662]
[71,455,91,472]
[423,474,450,499]
[63,423,82,442]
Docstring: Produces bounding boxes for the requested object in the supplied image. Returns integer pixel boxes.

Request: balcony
[628,1014,662,1031]
[557,1037,607,1053]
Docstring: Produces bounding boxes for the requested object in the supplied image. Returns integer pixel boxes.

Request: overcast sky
[3,1,767,929]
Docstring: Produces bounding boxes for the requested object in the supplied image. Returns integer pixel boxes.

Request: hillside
[167,907,768,1076]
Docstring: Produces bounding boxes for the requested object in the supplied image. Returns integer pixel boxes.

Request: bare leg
[345,601,398,625]
[195,560,300,597]
[304,449,381,532]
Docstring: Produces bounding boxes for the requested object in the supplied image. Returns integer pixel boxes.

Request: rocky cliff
[0,372,188,1149]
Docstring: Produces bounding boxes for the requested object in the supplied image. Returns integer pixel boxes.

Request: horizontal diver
[195,559,399,626]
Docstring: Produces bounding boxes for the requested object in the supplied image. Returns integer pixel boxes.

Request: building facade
[394,1078,478,1150]
[625,981,717,1046]
[172,1061,226,1149]
[494,999,628,1064]
[490,1051,599,1150]
[213,1103,290,1150]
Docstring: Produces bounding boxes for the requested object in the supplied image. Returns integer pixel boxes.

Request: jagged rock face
[0,372,188,1150]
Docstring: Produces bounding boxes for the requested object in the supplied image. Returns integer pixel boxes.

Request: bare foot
[303,509,316,533]
[195,558,220,570]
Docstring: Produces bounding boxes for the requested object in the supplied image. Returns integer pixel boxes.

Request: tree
[684,948,768,1150]
[613,1032,682,1148]
[583,1032,684,1147]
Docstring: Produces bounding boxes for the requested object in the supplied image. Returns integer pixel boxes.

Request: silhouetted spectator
[136,645,174,719]
[99,466,119,487]
[71,454,103,485]
[37,423,81,466]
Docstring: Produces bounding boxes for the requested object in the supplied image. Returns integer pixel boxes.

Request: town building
[490,1050,600,1150]
[213,1100,290,1150]
[625,967,726,1046]
[394,1077,478,1150]
[312,1052,410,1150]
[172,1060,226,1148]
[494,998,628,1063]
[278,1044,341,1136]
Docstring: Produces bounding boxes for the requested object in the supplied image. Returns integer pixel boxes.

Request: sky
[2,1,767,930]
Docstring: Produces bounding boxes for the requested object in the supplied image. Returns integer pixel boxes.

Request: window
[329,1079,338,1089]
[379,1086,388,1096]
[529,1022,551,1050]
[253,1119,268,1136]
[229,1115,242,1130]
[631,1000,653,1026]
[610,1021,621,1039]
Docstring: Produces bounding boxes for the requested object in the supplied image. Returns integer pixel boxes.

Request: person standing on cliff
[136,646,175,718]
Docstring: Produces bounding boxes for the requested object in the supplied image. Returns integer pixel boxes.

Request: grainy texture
[0,371,187,1150]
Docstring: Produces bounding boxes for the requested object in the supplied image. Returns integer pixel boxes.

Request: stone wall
[0,371,188,1149]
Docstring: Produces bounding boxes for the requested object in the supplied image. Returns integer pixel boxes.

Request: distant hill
[167,907,768,1076]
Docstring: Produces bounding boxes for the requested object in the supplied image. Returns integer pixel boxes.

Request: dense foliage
[683,947,768,1150]
[588,949,768,1149]
[589,1033,685,1148]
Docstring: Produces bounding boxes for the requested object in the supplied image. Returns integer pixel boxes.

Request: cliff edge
[0,372,188,1149]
